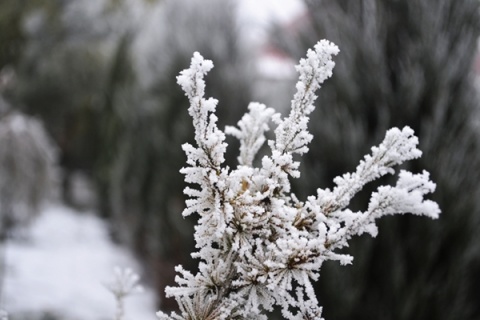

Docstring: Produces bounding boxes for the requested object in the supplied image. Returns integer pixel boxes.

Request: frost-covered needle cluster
[156,40,440,320]
[105,267,144,320]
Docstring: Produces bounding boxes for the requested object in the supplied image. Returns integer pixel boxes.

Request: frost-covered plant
[0,111,57,239]
[105,266,144,320]
[156,40,440,320]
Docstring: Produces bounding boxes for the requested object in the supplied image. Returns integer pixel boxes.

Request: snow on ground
[1,204,158,320]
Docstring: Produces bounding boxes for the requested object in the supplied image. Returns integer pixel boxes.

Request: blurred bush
[0,0,255,311]
[0,110,57,239]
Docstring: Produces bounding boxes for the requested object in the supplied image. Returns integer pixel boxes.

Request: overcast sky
[236,0,305,44]
[237,0,305,25]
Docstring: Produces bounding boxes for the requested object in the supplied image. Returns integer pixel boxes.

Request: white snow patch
[2,204,158,320]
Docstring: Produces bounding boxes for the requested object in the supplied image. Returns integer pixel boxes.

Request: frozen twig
[105,266,143,320]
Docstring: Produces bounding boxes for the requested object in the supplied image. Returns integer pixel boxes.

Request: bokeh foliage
[1,0,254,311]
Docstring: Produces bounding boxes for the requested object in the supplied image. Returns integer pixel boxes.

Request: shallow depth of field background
[1,0,480,319]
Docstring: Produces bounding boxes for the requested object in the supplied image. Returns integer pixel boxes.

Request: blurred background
[0,0,480,319]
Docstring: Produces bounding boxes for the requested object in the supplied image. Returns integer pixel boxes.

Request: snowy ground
[1,204,158,320]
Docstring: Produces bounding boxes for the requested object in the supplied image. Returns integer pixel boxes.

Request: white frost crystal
[156,40,440,320]
[106,267,144,320]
